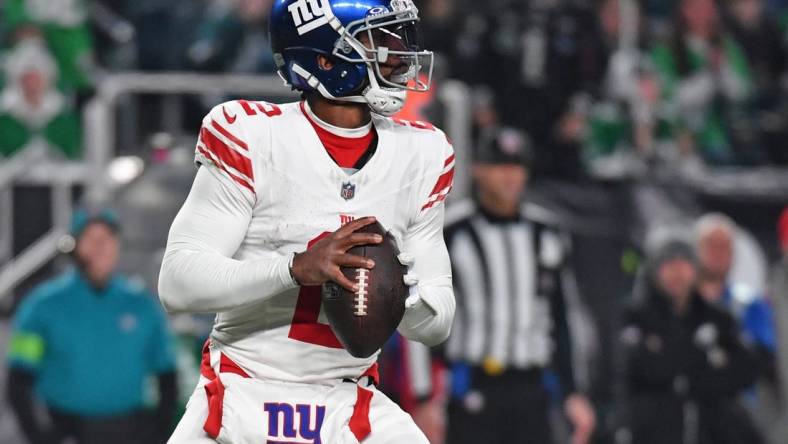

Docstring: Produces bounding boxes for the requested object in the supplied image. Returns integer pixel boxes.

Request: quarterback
[158,0,455,442]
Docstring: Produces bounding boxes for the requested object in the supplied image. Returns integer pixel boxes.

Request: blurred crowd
[0,0,787,174]
[428,0,788,177]
[613,213,787,444]
[0,0,278,159]
[1,0,788,443]
[372,127,788,443]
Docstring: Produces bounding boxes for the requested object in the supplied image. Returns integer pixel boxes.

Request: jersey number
[392,117,435,131]
[238,100,282,118]
[287,232,343,348]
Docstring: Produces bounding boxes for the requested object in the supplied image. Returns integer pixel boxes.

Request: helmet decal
[366,6,389,16]
[270,0,433,115]
[288,0,333,35]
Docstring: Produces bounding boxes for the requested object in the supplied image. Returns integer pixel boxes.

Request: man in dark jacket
[620,231,762,444]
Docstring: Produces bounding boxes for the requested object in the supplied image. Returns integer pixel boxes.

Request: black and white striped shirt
[443,199,582,392]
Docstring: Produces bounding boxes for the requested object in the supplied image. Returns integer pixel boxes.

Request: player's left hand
[397,252,421,308]
[564,393,596,444]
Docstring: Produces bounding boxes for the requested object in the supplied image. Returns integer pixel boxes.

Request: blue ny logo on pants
[264,402,326,444]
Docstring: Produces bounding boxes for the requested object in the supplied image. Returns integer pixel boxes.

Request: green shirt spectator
[649,37,753,163]
[0,39,81,158]
[3,0,94,92]
[648,0,754,165]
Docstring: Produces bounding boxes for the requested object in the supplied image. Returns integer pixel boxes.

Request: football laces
[354,268,369,316]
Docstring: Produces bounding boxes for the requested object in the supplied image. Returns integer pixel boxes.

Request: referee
[443,127,595,444]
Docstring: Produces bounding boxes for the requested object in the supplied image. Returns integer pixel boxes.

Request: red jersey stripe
[200,340,216,380]
[200,127,253,179]
[429,168,454,197]
[421,187,452,210]
[210,120,248,151]
[219,353,250,378]
[197,146,255,194]
[361,362,380,385]
[444,154,455,167]
[203,376,225,438]
[349,386,373,441]
[421,167,454,210]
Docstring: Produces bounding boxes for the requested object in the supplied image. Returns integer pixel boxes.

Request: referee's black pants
[447,367,552,444]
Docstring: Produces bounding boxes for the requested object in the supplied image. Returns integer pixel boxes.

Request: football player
[159,0,455,442]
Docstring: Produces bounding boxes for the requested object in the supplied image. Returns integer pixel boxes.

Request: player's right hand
[291,216,382,292]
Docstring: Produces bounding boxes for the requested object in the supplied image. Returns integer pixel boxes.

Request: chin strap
[361,71,407,117]
[291,63,406,117]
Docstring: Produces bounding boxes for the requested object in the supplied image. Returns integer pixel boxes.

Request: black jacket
[620,285,762,444]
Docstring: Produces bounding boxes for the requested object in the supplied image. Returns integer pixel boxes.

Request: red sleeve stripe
[421,186,452,210]
[199,127,253,180]
[421,167,454,210]
[438,155,455,176]
[211,120,248,151]
[197,146,255,194]
[430,168,454,196]
[196,141,252,184]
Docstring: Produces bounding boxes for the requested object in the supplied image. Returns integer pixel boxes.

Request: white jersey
[159,100,455,383]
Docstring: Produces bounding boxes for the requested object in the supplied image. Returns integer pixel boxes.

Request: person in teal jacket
[6,209,177,444]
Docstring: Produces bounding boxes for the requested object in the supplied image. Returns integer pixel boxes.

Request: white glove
[398,252,421,308]
[395,250,451,346]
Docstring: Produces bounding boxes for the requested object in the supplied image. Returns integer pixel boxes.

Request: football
[322,221,409,358]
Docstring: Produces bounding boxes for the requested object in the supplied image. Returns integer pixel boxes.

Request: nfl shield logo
[341,182,356,200]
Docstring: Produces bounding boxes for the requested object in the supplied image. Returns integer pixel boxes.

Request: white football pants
[168,374,428,444]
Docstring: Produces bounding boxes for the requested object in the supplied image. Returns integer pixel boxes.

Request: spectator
[725,0,786,96]
[185,0,276,74]
[111,0,198,71]
[620,230,762,444]
[584,0,664,176]
[649,0,754,165]
[419,0,460,62]
[6,209,177,444]
[0,39,81,159]
[470,0,608,178]
[226,0,277,74]
[724,0,788,165]
[695,213,777,378]
[443,127,596,444]
[643,0,681,33]
[3,0,95,92]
